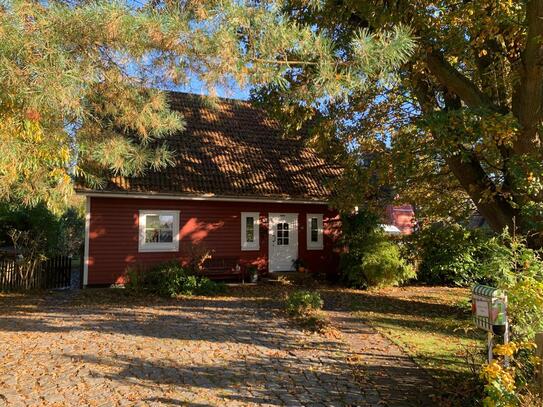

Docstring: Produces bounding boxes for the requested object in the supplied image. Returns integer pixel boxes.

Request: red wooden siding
[87,197,341,285]
[385,204,415,235]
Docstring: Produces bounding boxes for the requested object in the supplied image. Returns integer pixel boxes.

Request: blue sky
[173,77,251,101]
[126,0,252,100]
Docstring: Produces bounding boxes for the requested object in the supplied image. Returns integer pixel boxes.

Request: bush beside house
[339,210,414,288]
[126,261,225,297]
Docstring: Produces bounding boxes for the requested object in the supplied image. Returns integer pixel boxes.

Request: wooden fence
[0,256,72,291]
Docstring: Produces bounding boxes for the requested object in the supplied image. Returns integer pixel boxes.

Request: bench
[200,256,245,281]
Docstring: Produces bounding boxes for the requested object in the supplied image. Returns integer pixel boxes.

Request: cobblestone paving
[327,311,436,406]
[0,289,378,407]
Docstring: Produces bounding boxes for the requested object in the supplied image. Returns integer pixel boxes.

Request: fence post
[536,332,543,392]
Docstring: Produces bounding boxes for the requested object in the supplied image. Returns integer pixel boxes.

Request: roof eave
[75,189,331,205]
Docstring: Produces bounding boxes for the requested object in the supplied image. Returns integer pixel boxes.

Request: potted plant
[292,258,307,273]
[246,265,259,283]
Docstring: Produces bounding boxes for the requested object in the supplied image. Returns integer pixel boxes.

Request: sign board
[472,285,507,333]
[472,284,509,363]
[475,300,489,318]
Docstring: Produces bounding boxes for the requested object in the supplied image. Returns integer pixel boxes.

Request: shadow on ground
[0,284,461,406]
[319,286,483,406]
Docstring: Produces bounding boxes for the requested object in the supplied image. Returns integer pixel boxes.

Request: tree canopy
[0,0,413,211]
[252,0,543,247]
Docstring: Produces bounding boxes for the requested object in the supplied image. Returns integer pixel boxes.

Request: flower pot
[249,270,258,283]
[298,266,305,273]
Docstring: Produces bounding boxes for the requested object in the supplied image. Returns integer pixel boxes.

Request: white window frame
[138,210,180,252]
[241,212,260,251]
[306,214,324,250]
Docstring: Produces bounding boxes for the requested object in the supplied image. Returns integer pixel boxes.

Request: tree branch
[425,50,506,113]
[250,58,319,66]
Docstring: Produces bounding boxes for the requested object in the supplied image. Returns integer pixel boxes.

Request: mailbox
[472,284,508,336]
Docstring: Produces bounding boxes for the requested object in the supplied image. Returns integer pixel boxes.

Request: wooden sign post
[472,285,509,363]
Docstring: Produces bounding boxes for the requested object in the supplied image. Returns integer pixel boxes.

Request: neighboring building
[76,92,343,286]
[384,204,415,235]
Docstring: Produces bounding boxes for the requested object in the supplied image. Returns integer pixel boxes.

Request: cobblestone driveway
[0,288,376,407]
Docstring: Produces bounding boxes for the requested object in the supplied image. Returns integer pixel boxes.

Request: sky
[174,77,251,101]
[126,0,252,100]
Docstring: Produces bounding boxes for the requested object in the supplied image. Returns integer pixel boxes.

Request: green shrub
[477,233,543,405]
[170,273,225,296]
[285,290,328,333]
[285,290,323,316]
[0,201,84,257]
[481,342,540,407]
[480,233,543,341]
[340,211,415,288]
[125,264,164,293]
[125,264,146,292]
[404,223,492,286]
[125,261,225,297]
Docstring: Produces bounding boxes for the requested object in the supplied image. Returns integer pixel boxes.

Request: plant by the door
[293,258,307,273]
[246,265,259,283]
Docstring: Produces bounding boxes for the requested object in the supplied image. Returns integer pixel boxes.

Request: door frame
[268,212,299,272]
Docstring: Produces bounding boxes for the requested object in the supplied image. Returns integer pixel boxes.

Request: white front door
[268,213,298,272]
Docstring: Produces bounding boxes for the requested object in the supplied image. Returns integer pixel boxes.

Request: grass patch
[347,286,485,404]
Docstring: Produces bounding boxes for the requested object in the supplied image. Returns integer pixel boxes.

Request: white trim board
[76,191,329,205]
[306,213,324,250]
[241,212,260,251]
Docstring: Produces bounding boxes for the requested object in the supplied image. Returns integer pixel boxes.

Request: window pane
[159,229,173,242]
[283,223,289,231]
[146,215,160,229]
[311,218,319,242]
[145,228,159,243]
[283,237,289,245]
[277,237,283,245]
[144,214,175,243]
[246,217,254,242]
[160,215,173,230]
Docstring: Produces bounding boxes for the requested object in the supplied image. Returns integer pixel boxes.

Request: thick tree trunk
[445,153,518,234]
[512,0,543,155]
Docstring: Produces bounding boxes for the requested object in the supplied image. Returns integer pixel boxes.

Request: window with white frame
[241,212,259,250]
[306,214,323,250]
[138,210,180,252]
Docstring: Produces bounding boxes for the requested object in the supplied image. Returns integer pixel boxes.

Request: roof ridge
[166,89,253,105]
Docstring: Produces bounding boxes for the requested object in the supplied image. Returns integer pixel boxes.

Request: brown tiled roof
[79,92,342,201]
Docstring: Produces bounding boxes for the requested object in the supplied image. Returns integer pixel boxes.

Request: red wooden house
[76,92,343,286]
[384,204,416,235]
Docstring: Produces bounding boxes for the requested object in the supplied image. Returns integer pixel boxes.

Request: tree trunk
[445,153,519,234]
